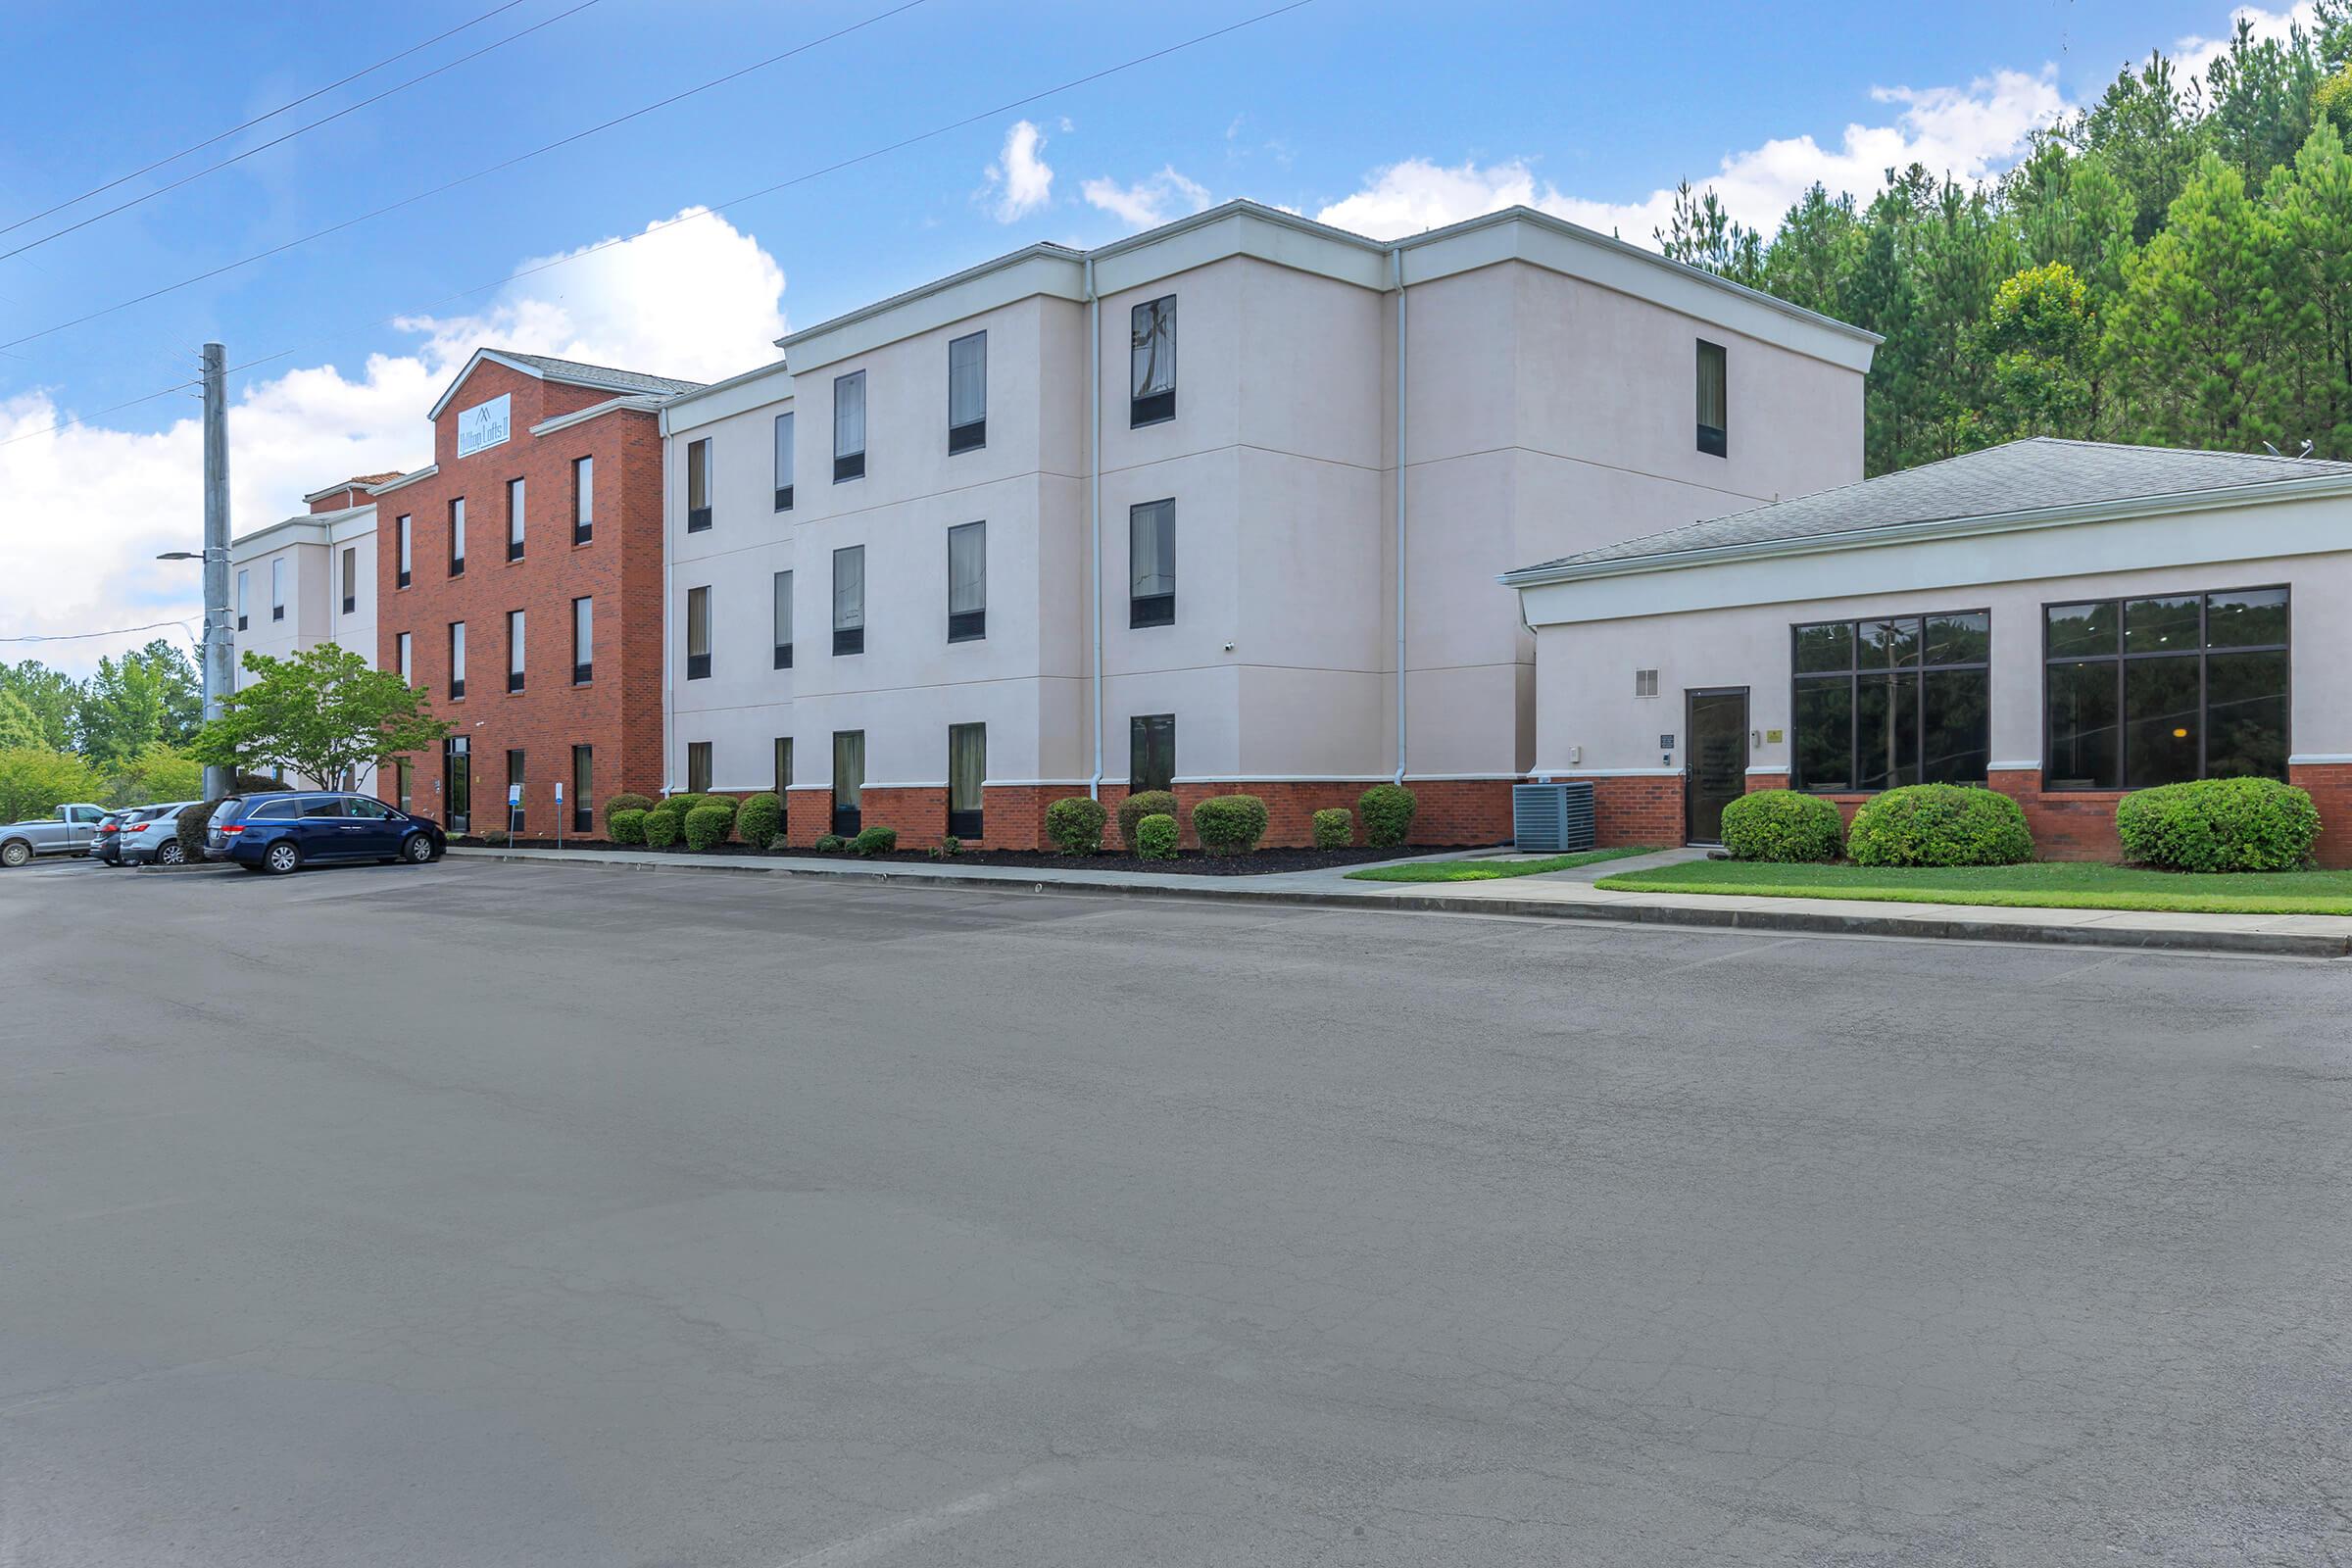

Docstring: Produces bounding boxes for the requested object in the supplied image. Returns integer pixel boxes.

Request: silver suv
[117,802,197,865]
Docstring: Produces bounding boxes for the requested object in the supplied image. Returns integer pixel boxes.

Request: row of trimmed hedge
[1723,777,2320,872]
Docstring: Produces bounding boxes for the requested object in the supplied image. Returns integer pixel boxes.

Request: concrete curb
[132,860,239,875]
[445,848,2350,958]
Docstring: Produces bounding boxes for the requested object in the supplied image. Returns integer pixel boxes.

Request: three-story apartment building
[376,350,700,837]
[661,201,1877,849]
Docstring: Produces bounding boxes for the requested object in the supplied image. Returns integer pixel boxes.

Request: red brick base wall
[2287,763,2352,868]
[1590,774,1685,848]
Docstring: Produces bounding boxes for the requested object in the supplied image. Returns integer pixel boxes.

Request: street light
[155,544,235,797]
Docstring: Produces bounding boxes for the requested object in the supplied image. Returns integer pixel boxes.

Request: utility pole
[200,343,233,800]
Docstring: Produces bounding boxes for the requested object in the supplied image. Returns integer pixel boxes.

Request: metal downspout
[1087,255,1105,801]
[1392,244,1408,786]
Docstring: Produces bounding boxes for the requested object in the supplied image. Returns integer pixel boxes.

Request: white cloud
[1081,167,1214,229]
[2173,3,2318,81]
[0,210,787,677]
[982,120,1054,223]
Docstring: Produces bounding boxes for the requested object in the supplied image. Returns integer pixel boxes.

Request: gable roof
[426,348,705,420]
[1503,438,2352,585]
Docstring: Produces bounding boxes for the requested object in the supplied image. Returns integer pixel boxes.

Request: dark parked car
[89,809,132,865]
[208,792,445,875]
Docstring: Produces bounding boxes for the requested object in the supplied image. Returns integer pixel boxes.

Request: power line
[0,619,198,646]
[0,0,607,263]
[0,0,928,350]
[0,0,1318,450]
[0,0,532,240]
[0,379,202,451]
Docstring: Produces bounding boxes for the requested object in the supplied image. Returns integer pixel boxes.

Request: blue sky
[0,0,2308,670]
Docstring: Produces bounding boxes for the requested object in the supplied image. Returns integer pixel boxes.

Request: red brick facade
[1589,774,1687,849]
[377,359,670,838]
[2290,762,2352,869]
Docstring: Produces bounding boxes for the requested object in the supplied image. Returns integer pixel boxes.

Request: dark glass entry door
[1685,688,1749,845]
[444,736,471,834]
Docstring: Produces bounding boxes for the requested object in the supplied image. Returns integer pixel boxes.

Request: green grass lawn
[1347,846,1663,883]
[1592,858,2352,915]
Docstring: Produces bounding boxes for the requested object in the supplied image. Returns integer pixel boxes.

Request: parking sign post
[507,782,521,842]
[554,779,564,851]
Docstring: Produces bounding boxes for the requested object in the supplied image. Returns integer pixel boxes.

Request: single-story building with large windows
[1504,438,2352,865]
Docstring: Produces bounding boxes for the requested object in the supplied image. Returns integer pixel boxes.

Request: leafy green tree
[2071,52,2205,244]
[101,743,205,808]
[0,661,78,752]
[2265,122,2352,454]
[1655,181,1764,286]
[0,748,101,824]
[1964,263,2097,444]
[0,689,43,752]
[2201,18,2326,182]
[189,646,452,790]
[73,639,201,768]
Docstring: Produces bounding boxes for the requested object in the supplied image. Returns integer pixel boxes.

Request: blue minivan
[209,792,446,874]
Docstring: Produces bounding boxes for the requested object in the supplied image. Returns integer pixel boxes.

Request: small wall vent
[1634,668,1659,698]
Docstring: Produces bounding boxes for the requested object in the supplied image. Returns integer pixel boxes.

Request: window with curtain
[571,745,593,833]
[450,498,466,574]
[833,371,865,481]
[831,730,864,835]
[507,476,526,560]
[396,515,412,586]
[687,742,711,794]
[772,570,794,668]
[686,586,711,679]
[833,545,864,656]
[686,439,711,530]
[2044,587,2288,789]
[948,723,985,839]
[772,412,794,511]
[397,631,412,682]
[1130,714,1175,793]
[773,736,793,801]
[1791,612,1990,792]
[948,521,986,642]
[507,609,526,693]
[341,547,357,613]
[1696,340,1728,457]
[1131,296,1176,425]
[449,621,466,698]
[236,568,249,629]
[949,331,987,453]
[573,456,594,544]
[571,596,592,684]
[1129,499,1175,627]
[271,557,285,620]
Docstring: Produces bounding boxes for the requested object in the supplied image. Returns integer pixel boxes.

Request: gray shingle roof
[1507,438,2352,581]
[493,351,705,399]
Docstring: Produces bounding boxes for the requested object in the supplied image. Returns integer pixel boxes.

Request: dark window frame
[1695,339,1728,458]
[772,568,794,669]
[1128,498,1175,628]
[341,546,357,614]
[947,519,986,644]
[686,741,712,795]
[570,744,593,834]
[571,595,593,686]
[506,475,526,562]
[1130,713,1176,794]
[686,438,712,531]
[449,497,466,577]
[832,544,864,657]
[833,370,866,483]
[396,515,413,589]
[2039,585,2291,791]
[448,621,466,701]
[1130,295,1176,427]
[506,609,525,694]
[947,721,985,840]
[685,584,711,681]
[572,456,594,546]
[948,329,987,454]
[1789,610,1992,794]
[772,411,795,512]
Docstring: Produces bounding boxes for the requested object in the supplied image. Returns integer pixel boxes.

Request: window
[687,741,711,795]
[270,558,285,621]
[833,371,865,481]
[772,570,794,668]
[948,722,985,839]
[507,609,525,693]
[507,477,526,561]
[449,620,466,699]
[570,745,593,833]
[396,630,413,683]
[831,730,863,835]
[1791,612,1990,793]
[773,735,793,800]
[949,330,986,453]
[2043,587,2288,789]
[339,548,356,614]
[833,545,864,656]
[1696,340,1728,458]
[571,596,593,685]
[505,750,525,826]
[298,795,346,818]
[1131,713,1175,793]
[1635,668,1659,698]
[685,438,711,531]
[572,456,593,545]
[772,412,795,511]
[948,521,986,642]
[396,514,412,587]
[1129,499,1175,627]
[236,568,249,630]
[395,760,412,813]
[686,585,711,680]
[449,497,466,575]
[1131,295,1176,425]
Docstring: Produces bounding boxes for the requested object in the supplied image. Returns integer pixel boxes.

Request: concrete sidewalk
[447,843,2352,957]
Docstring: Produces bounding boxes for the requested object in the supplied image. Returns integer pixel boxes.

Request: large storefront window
[2043,587,2288,789]
[1791,612,1990,792]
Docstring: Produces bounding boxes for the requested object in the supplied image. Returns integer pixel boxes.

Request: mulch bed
[450,837,1437,877]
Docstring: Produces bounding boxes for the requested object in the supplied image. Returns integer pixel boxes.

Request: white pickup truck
[0,803,108,867]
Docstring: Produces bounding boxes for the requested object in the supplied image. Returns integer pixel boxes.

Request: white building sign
[456,393,512,458]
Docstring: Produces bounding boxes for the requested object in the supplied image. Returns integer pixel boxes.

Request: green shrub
[1117,790,1179,852]
[1192,793,1268,855]
[603,793,655,836]
[736,792,783,851]
[1046,795,1107,855]
[701,794,739,823]
[1310,807,1353,849]
[1845,783,2033,867]
[608,808,649,846]
[683,803,734,852]
[665,792,708,817]
[933,835,962,859]
[813,833,847,854]
[1720,789,1844,862]
[2115,776,2319,871]
[642,809,682,849]
[1136,812,1179,860]
[176,799,222,861]
[852,825,897,856]
[478,828,511,847]
[1358,783,1417,847]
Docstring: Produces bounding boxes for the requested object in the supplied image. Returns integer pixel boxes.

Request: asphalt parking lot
[5,854,2350,1565]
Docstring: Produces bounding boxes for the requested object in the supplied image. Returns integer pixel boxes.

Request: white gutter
[1391,244,1407,786]
[1086,255,1104,801]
